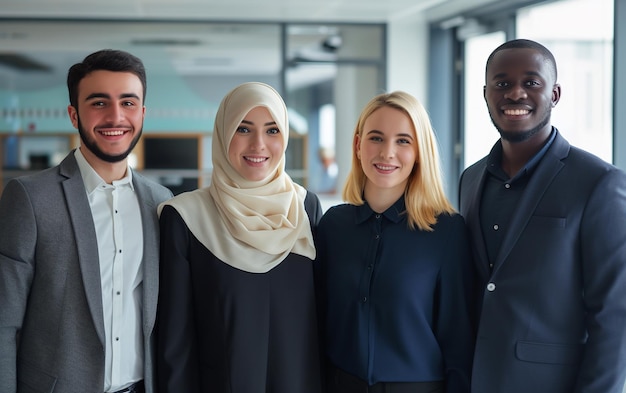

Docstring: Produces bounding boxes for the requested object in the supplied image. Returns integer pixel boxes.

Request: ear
[551,83,561,107]
[354,134,362,159]
[67,105,79,129]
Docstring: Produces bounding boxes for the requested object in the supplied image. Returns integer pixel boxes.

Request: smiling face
[68,70,145,164]
[484,47,560,143]
[228,106,284,182]
[357,105,417,198]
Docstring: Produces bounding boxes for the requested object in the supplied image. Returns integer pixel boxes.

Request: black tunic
[156,192,323,393]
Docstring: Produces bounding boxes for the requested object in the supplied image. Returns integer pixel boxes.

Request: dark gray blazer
[0,150,172,393]
[459,130,626,393]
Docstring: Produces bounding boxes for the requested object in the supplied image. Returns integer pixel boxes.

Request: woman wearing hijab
[156,82,323,393]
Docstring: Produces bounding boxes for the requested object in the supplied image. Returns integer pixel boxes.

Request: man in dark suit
[459,39,626,393]
[0,49,172,393]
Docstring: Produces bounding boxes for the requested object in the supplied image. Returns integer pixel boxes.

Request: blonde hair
[342,91,455,231]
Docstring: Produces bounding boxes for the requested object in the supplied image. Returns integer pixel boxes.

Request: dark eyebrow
[491,70,543,80]
[240,119,277,127]
[85,93,110,101]
[84,92,141,101]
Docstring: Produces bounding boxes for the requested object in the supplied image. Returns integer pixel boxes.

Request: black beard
[490,110,551,143]
[77,116,142,163]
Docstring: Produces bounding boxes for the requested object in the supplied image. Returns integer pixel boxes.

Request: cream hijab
[158,82,315,273]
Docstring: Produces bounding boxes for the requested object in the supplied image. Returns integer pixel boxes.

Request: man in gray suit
[459,39,626,393]
[0,49,172,393]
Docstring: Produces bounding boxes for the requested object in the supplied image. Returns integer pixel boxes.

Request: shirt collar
[74,148,134,194]
[486,127,557,181]
[355,196,406,224]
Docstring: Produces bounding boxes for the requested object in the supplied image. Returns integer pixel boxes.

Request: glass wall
[463,31,505,168]
[285,23,385,198]
[517,0,614,163]
[460,0,614,169]
[0,19,385,197]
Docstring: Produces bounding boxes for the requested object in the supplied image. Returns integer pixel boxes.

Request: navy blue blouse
[315,198,475,392]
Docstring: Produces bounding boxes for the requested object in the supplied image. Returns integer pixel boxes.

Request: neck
[79,146,129,184]
[363,183,404,213]
[500,127,551,178]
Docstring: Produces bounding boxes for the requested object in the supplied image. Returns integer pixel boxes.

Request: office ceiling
[0,0,500,91]
[0,0,495,22]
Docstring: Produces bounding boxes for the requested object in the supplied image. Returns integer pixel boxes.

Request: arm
[0,180,37,393]
[156,205,200,393]
[304,190,323,228]
[576,169,626,393]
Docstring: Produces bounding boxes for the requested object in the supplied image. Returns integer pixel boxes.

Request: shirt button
[487,283,496,292]
[505,183,511,189]
[375,214,381,219]
[493,224,499,230]
[375,234,380,239]
[362,297,367,303]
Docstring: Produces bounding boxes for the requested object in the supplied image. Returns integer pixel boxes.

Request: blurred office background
[0,0,623,212]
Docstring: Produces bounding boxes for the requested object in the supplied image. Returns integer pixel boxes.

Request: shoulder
[304,190,321,211]
[435,211,465,226]
[461,156,488,181]
[560,146,626,191]
[319,203,354,226]
[159,188,207,212]
[566,145,617,171]
[301,189,323,227]
[552,130,619,176]
[132,170,174,200]
[2,165,65,203]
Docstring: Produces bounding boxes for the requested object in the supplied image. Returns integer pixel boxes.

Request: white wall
[386,14,430,105]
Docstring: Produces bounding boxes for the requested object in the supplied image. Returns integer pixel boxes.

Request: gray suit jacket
[459,130,626,393]
[0,151,172,393]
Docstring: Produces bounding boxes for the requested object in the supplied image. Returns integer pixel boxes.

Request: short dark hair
[67,49,147,108]
[485,38,558,82]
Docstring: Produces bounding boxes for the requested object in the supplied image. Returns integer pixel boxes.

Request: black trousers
[326,365,444,393]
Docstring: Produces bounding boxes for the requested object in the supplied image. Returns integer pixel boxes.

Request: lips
[374,163,397,171]
[245,156,268,163]
[99,129,127,136]
[503,109,530,116]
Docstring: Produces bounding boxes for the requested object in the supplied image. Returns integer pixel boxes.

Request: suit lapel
[492,133,569,273]
[60,153,106,346]
[133,174,160,338]
[463,166,492,279]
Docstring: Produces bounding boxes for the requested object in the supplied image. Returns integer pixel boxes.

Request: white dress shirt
[74,149,144,392]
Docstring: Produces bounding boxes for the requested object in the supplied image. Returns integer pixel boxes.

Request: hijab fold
[159,82,315,273]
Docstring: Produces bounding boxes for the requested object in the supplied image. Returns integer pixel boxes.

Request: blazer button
[487,283,496,292]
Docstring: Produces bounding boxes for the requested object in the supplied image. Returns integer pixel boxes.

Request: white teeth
[101,130,125,136]
[245,157,266,163]
[375,164,395,171]
[504,109,529,115]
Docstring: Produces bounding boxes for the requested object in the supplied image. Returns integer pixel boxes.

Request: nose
[505,83,528,101]
[250,131,266,150]
[379,141,395,159]
[105,104,125,122]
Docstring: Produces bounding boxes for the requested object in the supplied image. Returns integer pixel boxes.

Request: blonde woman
[156,82,322,393]
[316,91,474,393]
